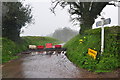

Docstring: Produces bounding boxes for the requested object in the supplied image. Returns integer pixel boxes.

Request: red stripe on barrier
[55,45,61,48]
[37,45,44,49]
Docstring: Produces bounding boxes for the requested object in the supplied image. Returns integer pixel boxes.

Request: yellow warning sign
[88,48,97,59]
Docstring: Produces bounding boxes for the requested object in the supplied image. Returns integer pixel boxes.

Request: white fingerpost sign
[96,17,111,54]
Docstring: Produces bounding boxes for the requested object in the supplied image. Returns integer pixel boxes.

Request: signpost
[96,18,111,54]
[101,17,105,54]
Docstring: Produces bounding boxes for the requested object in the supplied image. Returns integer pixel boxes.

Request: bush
[2,38,19,63]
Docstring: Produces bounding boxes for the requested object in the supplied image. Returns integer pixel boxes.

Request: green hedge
[64,26,120,72]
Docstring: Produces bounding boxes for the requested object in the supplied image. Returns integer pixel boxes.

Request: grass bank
[64,26,120,72]
[2,36,61,63]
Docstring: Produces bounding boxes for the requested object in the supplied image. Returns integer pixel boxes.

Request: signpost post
[101,17,105,54]
[96,17,111,54]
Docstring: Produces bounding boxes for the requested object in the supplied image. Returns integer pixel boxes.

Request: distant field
[22,36,61,46]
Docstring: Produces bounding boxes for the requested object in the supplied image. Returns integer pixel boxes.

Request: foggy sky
[20,0,118,36]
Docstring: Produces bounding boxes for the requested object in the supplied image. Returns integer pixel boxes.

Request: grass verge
[64,26,120,72]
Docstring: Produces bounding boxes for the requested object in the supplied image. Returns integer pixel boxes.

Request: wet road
[2,52,119,78]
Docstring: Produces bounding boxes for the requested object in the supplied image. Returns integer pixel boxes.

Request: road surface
[2,52,119,78]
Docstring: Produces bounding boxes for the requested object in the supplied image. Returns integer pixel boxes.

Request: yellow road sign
[88,48,97,59]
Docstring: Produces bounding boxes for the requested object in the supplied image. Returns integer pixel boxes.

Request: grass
[2,36,61,63]
[64,26,120,72]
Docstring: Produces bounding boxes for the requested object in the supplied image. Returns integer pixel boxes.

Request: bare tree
[51,0,119,34]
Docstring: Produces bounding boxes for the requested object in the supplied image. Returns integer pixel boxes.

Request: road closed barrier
[28,43,67,55]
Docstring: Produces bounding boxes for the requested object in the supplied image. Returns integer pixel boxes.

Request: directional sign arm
[96,18,111,27]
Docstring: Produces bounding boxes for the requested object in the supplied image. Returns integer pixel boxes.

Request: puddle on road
[2,52,119,78]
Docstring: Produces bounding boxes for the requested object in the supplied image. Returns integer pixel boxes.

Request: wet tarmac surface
[2,52,119,78]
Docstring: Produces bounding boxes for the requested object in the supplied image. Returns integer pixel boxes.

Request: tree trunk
[79,14,95,34]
